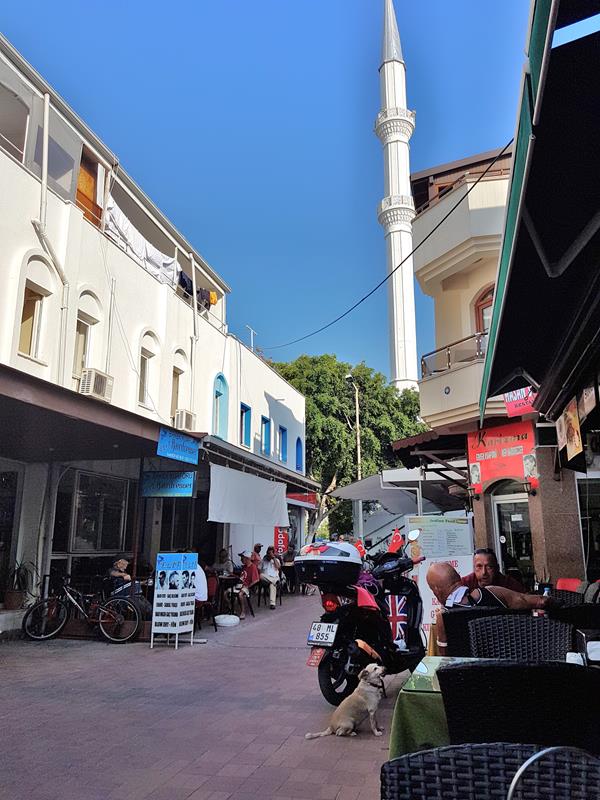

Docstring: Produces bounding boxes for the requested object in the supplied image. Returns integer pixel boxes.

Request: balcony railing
[421,332,488,378]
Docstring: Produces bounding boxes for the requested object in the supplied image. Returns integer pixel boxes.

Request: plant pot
[3,589,25,610]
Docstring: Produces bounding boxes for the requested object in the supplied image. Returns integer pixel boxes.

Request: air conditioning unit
[174,409,196,431]
[79,368,114,403]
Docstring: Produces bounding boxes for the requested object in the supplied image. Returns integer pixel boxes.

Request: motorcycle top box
[296,541,362,586]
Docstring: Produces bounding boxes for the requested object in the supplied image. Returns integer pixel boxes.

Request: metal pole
[246,325,257,351]
[130,456,145,586]
[40,93,49,228]
[354,382,364,540]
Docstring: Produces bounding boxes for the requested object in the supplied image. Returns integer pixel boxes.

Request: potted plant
[4,561,35,610]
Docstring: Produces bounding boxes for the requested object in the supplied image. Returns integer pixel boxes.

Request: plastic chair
[380,742,600,800]
[556,577,582,591]
[437,660,600,755]
[257,575,283,607]
[468,614,573,661]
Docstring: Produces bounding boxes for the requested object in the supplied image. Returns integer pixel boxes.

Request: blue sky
[2,1,530,378]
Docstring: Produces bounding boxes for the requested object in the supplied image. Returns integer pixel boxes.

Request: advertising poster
[467,420,538,493]
[563,397,583,461]
[578,384,596,425]
[556,414,567,450]
[503,386,537,417]
[151,552,197,649]
[412,555,474,633]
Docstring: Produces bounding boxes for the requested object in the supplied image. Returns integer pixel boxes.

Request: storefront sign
[503,386,537,417]
[142,471,195,497]
[274,526,289,555]
[467,420,538,493]
[157,427,199,465]
[150,552,197,648]
[562,397,583,461]
[407,516,473,559]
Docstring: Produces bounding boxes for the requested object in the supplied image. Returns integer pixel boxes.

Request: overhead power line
[263,139,514,351]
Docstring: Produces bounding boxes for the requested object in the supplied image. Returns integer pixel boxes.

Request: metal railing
[421,332,488,378]
[414,168,511,216]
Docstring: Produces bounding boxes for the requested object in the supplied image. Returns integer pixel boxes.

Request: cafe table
[216,574,239,614]
[389,656,480,759]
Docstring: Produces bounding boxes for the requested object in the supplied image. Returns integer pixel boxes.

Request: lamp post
[346,374,364,540]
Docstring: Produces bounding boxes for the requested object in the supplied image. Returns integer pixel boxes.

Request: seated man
[211,548,234,575]
[260,546,281,609]
[426,561,550,654]
[236,550,259,619]
[461,548,525,593]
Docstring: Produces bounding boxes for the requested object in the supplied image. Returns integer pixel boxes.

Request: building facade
[0,35,315,628]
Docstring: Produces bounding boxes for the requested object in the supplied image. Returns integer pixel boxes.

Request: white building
[0,35,316,629]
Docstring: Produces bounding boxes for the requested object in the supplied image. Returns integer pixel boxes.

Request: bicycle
[22,576,142,644]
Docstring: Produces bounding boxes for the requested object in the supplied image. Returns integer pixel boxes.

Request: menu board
[406,516,473,559]
[150,552,197,649]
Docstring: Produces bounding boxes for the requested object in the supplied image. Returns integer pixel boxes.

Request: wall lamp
[524,480,537,496]
[467,486,480,502]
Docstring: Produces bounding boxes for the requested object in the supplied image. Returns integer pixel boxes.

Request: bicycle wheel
[22,598,69,640]
[98,598,141,643]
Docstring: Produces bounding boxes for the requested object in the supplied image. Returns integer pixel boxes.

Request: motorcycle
[297,530,426,705]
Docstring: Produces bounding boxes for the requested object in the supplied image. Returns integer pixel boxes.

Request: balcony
[419,333,506,432]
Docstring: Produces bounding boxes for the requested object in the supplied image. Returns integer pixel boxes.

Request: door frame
[491,492,529,572]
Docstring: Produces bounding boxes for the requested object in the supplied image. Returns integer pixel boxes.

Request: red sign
[286,492,318,508]
[503,386,538,417]
[274,527,289,555]
[467,420,538,493]
[388,529,404,553]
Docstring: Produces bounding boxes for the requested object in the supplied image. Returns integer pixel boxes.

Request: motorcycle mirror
[407,529,420,542]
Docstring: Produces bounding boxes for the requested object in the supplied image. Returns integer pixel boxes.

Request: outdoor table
[217,574,239,614]
[426,624,442,656]
[389,656,481,759]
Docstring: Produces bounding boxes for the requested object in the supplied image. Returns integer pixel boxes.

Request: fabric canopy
[208,463,289,527]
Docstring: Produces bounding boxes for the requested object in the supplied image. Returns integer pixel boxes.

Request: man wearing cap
[237,551,259,619]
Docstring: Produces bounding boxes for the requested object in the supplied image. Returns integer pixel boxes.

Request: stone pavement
[1,593,408,800]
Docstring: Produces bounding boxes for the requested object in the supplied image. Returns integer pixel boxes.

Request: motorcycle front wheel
[318,649,359,706]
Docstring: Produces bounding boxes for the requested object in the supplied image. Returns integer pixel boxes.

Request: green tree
[272,354,425,535]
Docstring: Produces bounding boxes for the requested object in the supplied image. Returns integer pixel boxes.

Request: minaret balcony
[378,195,416,231]
[375,107,415,144]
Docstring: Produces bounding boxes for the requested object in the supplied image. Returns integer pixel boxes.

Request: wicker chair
[552,588,584,606]
[437,660,600,754]
[468,614,573,660]
[442,607,527,657]
[380,743,600,800]
[549,602,600,630]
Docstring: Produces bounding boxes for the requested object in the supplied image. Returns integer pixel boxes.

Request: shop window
[278,426,288,462]
[240,403,251,448]
[212,374,229,439]
[296,437,303,472]
[475,287,494,333]
[261,416,271,456]
[160,498,192,551]
[73,473,127,551]
[19,285,43,357]
[0,82,28,161]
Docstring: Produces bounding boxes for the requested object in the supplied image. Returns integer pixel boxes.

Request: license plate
[307,621,338,646]
[306,647,326,667]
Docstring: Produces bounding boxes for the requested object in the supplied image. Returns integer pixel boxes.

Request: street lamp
[345,374,363,540]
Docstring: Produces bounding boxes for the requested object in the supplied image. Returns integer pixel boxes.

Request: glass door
[492,494,533,590]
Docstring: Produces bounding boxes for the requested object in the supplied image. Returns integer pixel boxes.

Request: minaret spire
[375,0,418,391]
[382,0,403,65]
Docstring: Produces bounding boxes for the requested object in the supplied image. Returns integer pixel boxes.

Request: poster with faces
[151,552,198,647]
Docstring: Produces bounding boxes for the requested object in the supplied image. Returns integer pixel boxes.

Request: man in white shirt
[260,546,281,609]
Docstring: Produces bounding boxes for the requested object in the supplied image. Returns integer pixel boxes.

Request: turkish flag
[388,529,404,553]
[355,540,366,558]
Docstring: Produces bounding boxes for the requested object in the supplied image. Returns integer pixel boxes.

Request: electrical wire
[262,139,514,351]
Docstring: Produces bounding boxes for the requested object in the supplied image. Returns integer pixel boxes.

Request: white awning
[208,463,289,527]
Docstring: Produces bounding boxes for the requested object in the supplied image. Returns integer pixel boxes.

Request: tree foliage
[272,354,425,534]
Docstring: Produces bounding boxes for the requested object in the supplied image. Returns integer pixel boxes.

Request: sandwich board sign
[150,552,197,649]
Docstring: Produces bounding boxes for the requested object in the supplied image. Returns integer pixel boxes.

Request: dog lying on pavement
[305,663,386,739]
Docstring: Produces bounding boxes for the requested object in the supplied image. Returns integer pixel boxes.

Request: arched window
[73,291,101,386]
[138,332,159,407]
[212,374,229,439]
[171,349,188,420]
[475,286,494,333]
[18,256,56,359]
[295,437,303,473]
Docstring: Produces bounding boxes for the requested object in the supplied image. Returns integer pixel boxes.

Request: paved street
[1,594,407,800]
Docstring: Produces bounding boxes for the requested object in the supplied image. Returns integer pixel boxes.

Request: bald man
[426,562,550,654]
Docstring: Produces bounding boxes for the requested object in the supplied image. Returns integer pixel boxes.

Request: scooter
[300,530,426,705]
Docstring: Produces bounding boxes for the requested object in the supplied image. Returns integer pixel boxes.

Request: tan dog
[305,663,386,739]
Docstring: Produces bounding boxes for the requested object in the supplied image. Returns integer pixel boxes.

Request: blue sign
[155,552,197,571]
[157,427,199,465]
[142,471,195,498]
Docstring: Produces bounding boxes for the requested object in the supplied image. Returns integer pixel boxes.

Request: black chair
[381,742,600,800]
[468,614,573,660]
[442,607,525,656]
[257,575,283,607]
[552,588,584,606]
[549,602,600,630]
[437,660,600,755]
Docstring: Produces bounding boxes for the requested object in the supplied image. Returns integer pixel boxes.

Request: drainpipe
[189,252,199,411]
[105,277,116,374]
[31,93,70,386]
